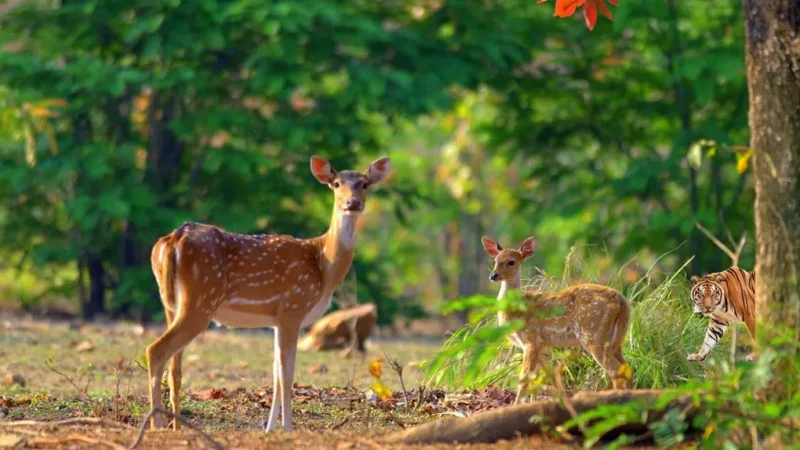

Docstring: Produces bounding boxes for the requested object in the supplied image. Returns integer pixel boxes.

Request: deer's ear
[310,156,336,184]
[519,236,537,260]
[365,157,391,184]
[481,236,501,258]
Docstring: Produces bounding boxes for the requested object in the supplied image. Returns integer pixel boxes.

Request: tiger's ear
[714,274,726,283]
[690,275,700,285]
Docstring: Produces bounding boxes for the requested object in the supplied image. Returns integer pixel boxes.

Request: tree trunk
[117,219,139,318]
[743,0,800,339]
[82,254,106,319]
[456,211,482,323]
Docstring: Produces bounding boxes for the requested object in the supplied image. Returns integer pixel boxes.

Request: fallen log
[384,389,697,445]
[298,303,377,354]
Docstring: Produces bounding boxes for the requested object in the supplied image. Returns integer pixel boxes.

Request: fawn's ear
[519,236,537,260]
[365,157,391,184]
[310,156,337,184]
[481,236,502,258]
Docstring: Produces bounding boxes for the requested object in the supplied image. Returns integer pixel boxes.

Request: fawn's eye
[362,182,370,190]
[508,260,515,266]
[332,181,340,188]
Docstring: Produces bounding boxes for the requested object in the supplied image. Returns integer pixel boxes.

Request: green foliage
[565,330,800,448]
[0,0,754,324]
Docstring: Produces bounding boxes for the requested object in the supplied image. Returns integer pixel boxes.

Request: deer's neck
[315,210,358,292]
[498,277,521,300]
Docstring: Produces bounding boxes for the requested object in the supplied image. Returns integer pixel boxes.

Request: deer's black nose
[490,272,499,281]
[345,198,362,210]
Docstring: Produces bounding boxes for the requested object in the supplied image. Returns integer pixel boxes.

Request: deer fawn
[147,155,391,431]
[481,236,633,403]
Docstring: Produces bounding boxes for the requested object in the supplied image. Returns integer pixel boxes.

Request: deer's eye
[508,260,515,266]
[362,182,370,190]
[332,181,340,188]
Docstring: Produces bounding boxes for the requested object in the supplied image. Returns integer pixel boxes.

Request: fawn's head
[310,156,391,216]
[481,236,537,282]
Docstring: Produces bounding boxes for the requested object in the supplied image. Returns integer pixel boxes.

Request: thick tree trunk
[743,1,800,337]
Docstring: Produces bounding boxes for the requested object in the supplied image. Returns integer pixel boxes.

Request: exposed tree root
[384,389,697,445]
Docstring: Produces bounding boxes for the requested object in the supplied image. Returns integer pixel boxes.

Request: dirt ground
[0,315,684,449]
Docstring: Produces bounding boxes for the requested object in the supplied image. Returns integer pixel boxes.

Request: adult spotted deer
[481,236,633,403]
[147,156,390,431]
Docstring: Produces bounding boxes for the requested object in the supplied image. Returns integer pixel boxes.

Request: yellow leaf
[371,380,392,401]
[703,424,715,439]
[617,363,633,381]
[736,148,754,174]
[28,107,57,118]
[368,358,383,379]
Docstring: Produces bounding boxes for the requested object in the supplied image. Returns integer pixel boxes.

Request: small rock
[74,341,94,352]
[365,390,379,405]
[2,373,25,388]
[0,407,9,418]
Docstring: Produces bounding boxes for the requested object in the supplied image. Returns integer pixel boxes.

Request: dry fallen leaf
[191,388,227,401]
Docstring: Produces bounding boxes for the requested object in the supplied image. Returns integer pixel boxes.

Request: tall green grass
[424,248,742,391]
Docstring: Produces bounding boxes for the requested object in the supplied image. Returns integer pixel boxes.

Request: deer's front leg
[687,319,727,361]
[279,324,300,431]
[265,327,282,432]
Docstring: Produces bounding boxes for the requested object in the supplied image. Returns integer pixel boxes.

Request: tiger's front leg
[687,319,727,361]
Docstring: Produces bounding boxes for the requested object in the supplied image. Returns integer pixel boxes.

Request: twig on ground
[30,433,126,450]
[0,417,137,430]
[127,407,224,450]
[331,416,351,430]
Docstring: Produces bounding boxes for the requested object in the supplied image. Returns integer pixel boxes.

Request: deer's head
[310,156,391,216]
[481,236,537,282]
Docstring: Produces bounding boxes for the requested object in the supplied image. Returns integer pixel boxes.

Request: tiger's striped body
[688,267,757,362]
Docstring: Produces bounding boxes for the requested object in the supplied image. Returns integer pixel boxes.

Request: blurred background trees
[0,0,754,325]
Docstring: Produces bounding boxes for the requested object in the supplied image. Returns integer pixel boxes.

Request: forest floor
[0,314,689,449]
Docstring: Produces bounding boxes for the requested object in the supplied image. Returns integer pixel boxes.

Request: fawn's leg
[514,343,540,405]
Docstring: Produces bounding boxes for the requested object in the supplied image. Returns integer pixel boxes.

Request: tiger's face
[690,275,725,316]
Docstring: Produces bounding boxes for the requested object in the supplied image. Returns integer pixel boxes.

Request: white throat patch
[337,213,357,249]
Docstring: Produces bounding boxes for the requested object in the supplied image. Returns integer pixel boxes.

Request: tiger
[687,267,757,362]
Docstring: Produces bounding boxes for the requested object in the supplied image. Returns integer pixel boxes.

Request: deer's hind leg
[579,312,625,390]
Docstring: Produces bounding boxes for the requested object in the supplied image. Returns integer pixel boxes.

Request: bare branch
[694,221,737,262]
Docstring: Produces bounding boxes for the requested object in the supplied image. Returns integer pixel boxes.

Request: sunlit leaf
[371,380,393,401]
[554,0,585,18]
[735,148,754,174]
[369,358,383,378]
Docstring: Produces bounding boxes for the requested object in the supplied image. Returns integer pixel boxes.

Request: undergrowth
[424,247,737,392]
